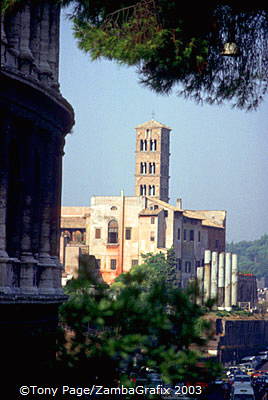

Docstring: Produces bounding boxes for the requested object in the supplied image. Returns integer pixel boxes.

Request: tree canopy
[57,252,220,394]
[227,234,268,278]
[2,0,268,110]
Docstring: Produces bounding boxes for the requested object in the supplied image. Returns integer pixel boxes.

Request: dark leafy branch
[2,1,268,109]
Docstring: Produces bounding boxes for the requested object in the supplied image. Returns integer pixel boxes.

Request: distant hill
[227,234,268,278]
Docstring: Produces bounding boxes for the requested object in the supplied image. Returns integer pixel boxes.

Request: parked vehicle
[233,375,252,386]
[240,356,261,370]
[258,351,268,361]
[231,385,255,400]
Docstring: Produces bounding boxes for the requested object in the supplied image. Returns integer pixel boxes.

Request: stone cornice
[0,69,75,134]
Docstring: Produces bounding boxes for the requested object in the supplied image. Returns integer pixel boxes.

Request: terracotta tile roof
[201,220,224,229]
[139,208,163,216]
[146,196,182,211]
[135,119,171,130]
[184,210,226,227]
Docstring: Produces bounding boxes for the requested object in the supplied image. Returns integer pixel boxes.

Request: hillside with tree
[227,235,268,278]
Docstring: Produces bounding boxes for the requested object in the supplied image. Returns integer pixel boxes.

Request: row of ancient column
[1,1,60,88]
[0,115,64,296]
[196,250,238,310]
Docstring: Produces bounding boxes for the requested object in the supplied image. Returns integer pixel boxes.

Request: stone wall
[216,317,268,363]
[0,1,74,375]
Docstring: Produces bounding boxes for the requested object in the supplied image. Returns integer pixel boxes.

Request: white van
[231,385,255,400]
[240,356,258,369]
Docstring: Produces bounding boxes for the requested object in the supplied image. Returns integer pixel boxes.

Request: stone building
[1,2,74,374]
[135,120,171,202]
[61,120,226,286]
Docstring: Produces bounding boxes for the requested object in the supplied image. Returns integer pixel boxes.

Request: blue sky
[59,11,268,243]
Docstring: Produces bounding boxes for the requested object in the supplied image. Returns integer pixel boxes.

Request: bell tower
[135,120,171,203]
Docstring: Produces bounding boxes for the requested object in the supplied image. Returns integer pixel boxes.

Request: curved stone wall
[0,1,75,374]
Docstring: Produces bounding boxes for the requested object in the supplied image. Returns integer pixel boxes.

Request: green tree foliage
[2,1,268,110]
[227,234,268,278]
[57,252,220,394]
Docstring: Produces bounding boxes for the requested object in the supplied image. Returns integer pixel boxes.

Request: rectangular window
[190,230,194,241]
[185,261,192,273]
[215,239,219,248]
[177,228,181,240]
[198,231,201,242]
[110,259,117,270]
[185,261,188,273]
[96,259,101,269]
[151,217,155,224]
[125,228,132,240]
[176,258,182,271]
[150,231,155,241]
[131,259,138,267]
[188,262,191,273]
[183,229,187,241]
[95,228,101,239]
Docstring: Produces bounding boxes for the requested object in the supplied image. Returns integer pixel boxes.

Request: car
[231,385,255,400]
[258,351,268,361]
[233,375,252,386]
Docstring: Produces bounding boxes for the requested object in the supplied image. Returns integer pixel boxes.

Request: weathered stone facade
[0,1,74,375]
[60,120,226,287]
[61,196,226,286]
[135,120,171,203]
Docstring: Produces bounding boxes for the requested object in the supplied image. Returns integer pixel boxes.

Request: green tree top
[227,234,268,278]
[58,252,220,391]
[2,1,268,110]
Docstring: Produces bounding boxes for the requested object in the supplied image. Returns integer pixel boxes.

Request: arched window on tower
[140,185,146,195]
[150,139,157,151]
[149,185,155,196]
[108,219,118,244]
[140,162,147,174]
[149,162,155,174]
[140,139,147,151]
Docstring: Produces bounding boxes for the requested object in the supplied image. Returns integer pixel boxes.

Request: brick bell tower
[135,120,171,203]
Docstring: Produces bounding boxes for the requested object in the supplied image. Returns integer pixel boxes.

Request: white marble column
[211,251,218,300]
[218,252,225,309]
[224,252,232,311]
[204,250,211,302]
[231,253,238,306]
[196,266,204,305]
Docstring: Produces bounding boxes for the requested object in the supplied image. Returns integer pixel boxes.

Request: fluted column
[48,3,60,85]
[38,3,53,83]
[18,2,34,73]
[196,266,204,305]
[231,253,238,306]
[224,252,232,311]
[204,250,211,302]
[4,8,21,69]
[211,252,218,299]
[218,252,225,309]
